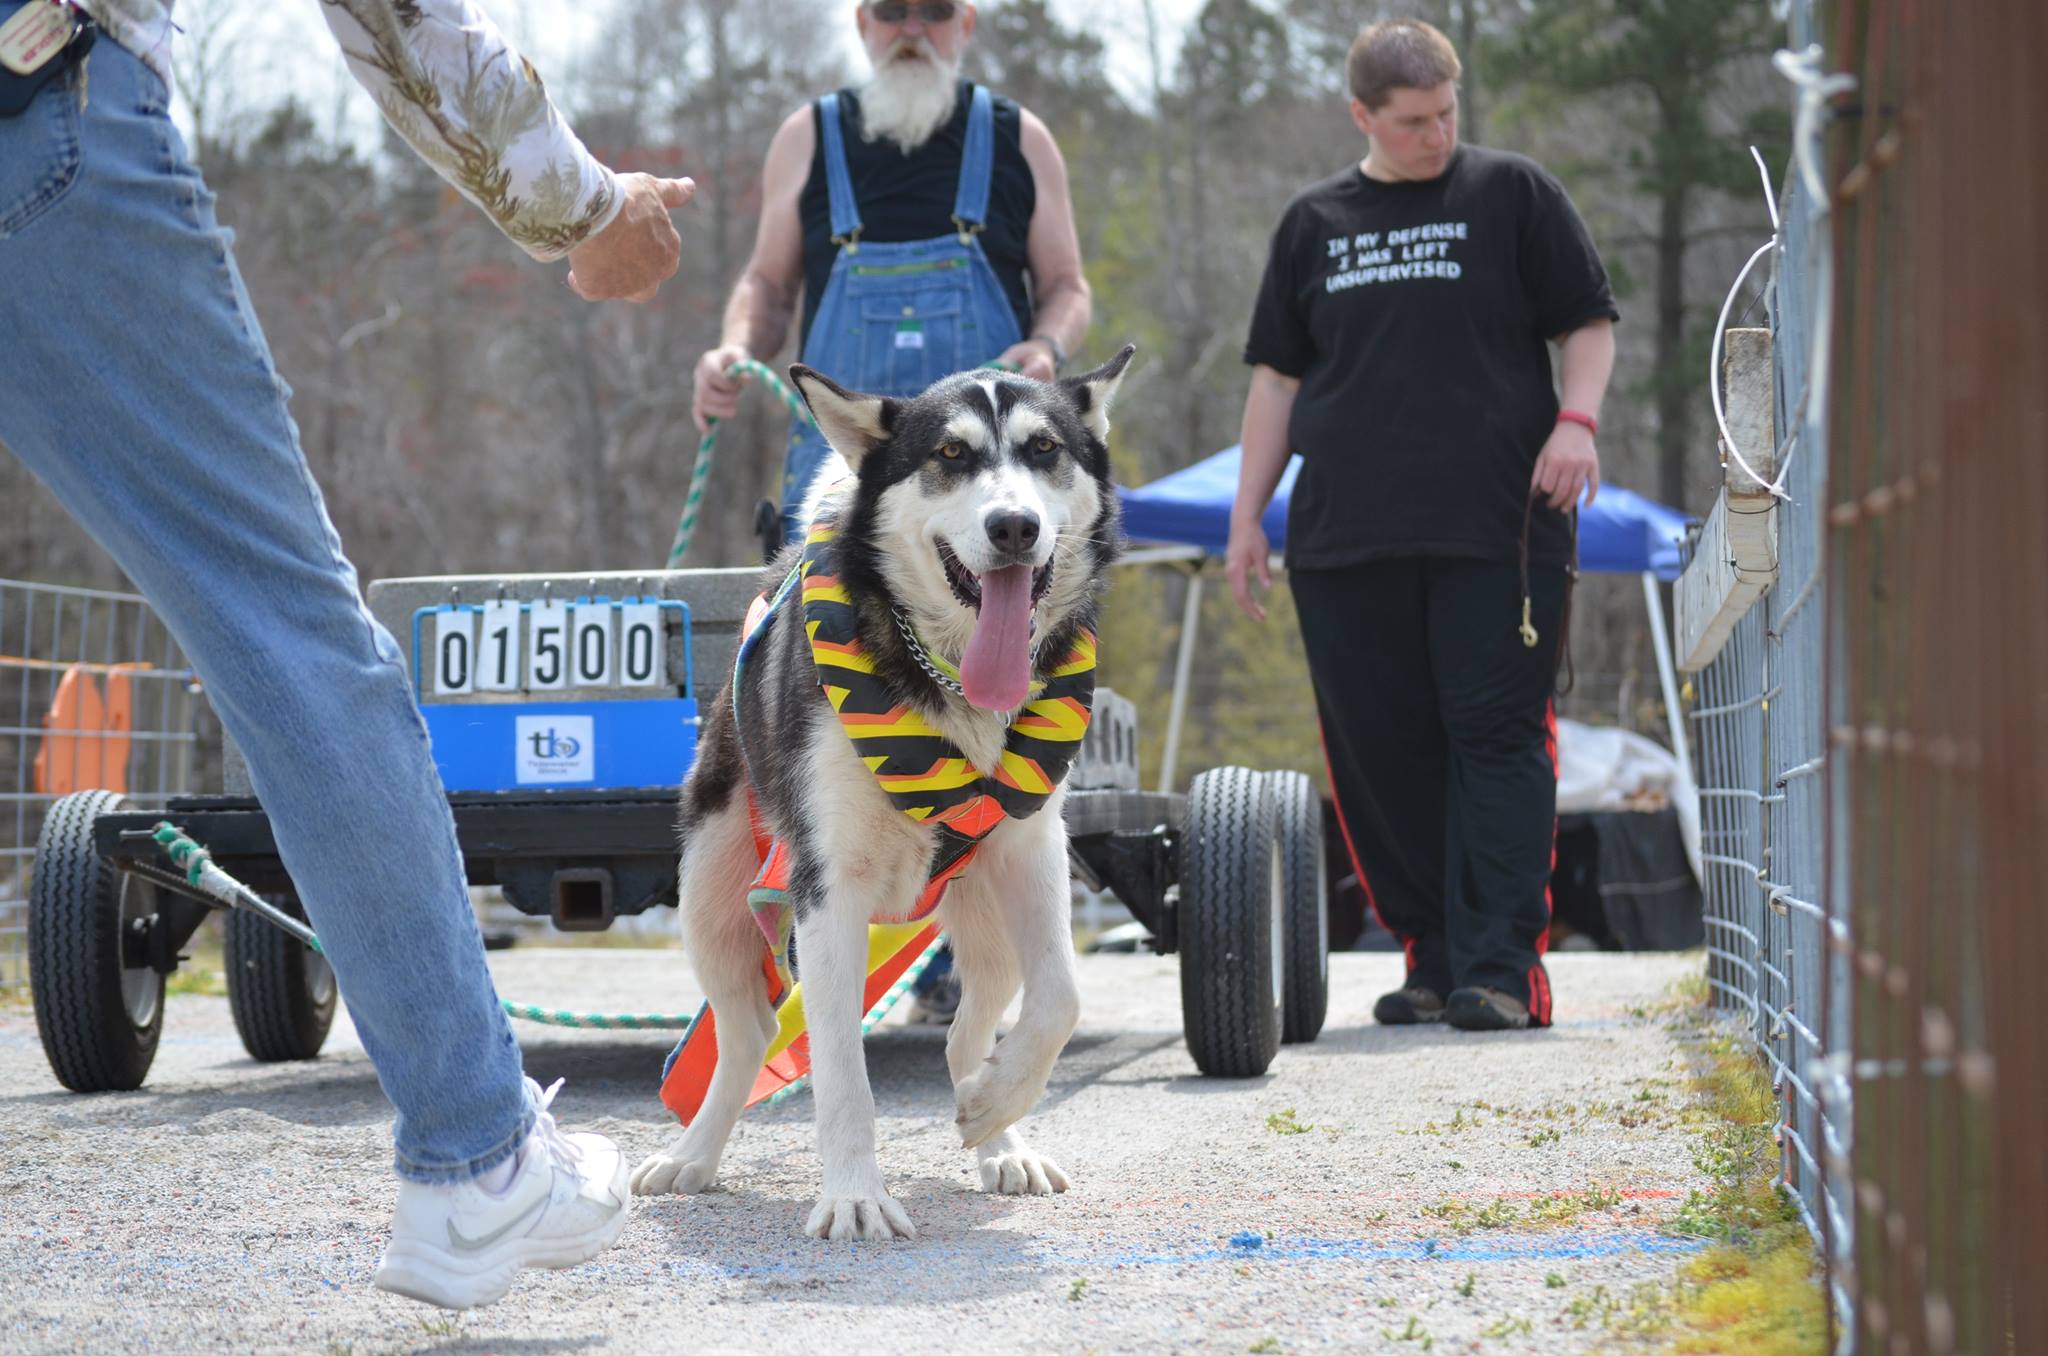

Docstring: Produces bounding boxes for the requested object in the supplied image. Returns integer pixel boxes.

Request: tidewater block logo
[514,715,595,784]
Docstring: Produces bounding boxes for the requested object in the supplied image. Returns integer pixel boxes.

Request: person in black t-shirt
[1228,19,1618,1032]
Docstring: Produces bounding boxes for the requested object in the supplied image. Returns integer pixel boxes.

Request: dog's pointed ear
[790,365,895,468]
[1059,343,1136,441]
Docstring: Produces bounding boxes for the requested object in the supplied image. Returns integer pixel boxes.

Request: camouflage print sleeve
[318,0,621,261]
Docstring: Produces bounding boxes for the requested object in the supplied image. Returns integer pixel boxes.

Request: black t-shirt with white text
[1243,145,1618,570]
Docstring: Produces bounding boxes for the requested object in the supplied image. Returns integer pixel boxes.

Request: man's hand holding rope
[692,342,757,433]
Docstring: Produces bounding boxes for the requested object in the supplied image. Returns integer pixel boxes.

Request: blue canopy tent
[1114,447,1694,790]
[1119,446,1688,578]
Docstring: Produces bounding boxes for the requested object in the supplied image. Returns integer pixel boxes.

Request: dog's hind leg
[944,880,1073,1195]
[951,800,1081,1161]
[631,797,777,1197]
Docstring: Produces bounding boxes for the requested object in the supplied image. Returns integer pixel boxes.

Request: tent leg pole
[1158,565,1204,794]
[1643,570,1694,787]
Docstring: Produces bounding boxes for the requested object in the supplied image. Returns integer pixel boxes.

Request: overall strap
[950,84,996,242]
[817,92,864,250]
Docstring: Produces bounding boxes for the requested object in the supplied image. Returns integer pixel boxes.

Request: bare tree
[170,0,257,164]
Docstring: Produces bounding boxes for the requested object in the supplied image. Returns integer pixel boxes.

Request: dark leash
[1519,486,1579,695]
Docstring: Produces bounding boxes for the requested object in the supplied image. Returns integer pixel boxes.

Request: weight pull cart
[29,566,1330,1094]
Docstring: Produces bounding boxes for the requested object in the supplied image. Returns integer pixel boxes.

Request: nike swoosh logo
[446,1196,548,1253]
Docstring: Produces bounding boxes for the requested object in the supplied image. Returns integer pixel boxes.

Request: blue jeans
[0,26,530,1182]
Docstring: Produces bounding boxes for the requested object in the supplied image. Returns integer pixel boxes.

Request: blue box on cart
[420,697,699,793]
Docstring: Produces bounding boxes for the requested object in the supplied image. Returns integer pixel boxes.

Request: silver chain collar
[890,606,1042,705]
[892,605,968,697]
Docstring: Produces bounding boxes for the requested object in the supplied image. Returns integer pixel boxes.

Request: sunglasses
[869,1,958,22]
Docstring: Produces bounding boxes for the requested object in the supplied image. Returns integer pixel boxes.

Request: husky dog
[631,347,1135,1240]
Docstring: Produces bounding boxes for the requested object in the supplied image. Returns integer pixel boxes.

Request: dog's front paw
[805,1191,915,1241]
[630,1145,718,1197]
[955,1058,1043,1150]
[979,1146,1071,1196]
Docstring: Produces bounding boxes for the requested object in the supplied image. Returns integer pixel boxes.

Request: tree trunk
[1457,0,1482,145]
[1143,0,1188,482]
[570,310,611,547]
[1655,181,1691,514]
[1184,100,1212,467]
[707,3,735,280]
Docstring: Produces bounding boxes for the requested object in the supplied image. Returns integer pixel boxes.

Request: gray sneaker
[1373,986,1447,1025]
[1446,986,1532,1031]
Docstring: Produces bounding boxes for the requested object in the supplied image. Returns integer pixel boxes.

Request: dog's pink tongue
[962,564,1034,710]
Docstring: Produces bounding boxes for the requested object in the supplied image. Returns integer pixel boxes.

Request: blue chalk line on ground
[607,1229,1712,1281]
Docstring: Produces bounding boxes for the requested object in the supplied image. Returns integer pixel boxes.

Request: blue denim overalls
[779,85,1026,540]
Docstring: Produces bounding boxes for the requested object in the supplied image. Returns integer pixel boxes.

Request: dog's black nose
[984,510,1041,557]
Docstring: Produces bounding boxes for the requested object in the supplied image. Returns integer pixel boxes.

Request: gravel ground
[1,948,1710,1355]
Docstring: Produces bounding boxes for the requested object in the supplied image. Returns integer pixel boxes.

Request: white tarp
[1555,718,1702,884]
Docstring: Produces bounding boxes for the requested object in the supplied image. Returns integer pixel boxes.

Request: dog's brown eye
[937,441,965,461]
[1034,436,1060,456]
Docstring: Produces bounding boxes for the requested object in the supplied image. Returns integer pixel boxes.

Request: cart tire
[1178,766,1283,1077]
[27,790,164,1092]
[1270,772,1330,1044]
[225,902,336,1063]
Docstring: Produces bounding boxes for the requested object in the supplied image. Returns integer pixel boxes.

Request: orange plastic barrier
[32,663,147,796]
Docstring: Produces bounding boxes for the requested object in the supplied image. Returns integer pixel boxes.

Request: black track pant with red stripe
[1290,558,1567,1024]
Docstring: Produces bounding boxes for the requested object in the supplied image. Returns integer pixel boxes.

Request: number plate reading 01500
[419,598,678,699]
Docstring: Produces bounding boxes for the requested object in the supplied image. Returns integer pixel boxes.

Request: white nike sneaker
[374,1077,630,1309]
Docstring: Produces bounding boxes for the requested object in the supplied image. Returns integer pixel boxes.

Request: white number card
[526,601,569,691]
[618,603,664,687]
[434,609,477,695]
[477,599,521,692]
[570,604,615,689]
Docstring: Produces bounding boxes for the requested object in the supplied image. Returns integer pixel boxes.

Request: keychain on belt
[0,0,97,118]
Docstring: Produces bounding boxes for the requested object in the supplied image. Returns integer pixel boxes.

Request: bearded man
[691,0,1092,548]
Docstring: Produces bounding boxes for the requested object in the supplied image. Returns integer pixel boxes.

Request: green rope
[500,1002,697,1030]
[152,821,210,887]
[144,821,941,1033]
[504,930,946,1040]
[151,821,324,954]
[668,360,814,569]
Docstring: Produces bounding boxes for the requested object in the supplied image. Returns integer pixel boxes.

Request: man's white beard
[860,40,961,153]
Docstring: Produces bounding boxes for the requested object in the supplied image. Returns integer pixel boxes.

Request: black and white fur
[631,347,1135,1240]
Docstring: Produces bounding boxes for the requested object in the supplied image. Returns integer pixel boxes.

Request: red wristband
[1557,409,1598,435]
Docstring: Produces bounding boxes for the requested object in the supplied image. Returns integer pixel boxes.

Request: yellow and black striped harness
[734,510,1096,965]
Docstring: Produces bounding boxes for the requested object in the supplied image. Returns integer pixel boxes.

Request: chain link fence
[1691,0,1852,1322]
[1693,288,1851,1334]
[1,579,208,990]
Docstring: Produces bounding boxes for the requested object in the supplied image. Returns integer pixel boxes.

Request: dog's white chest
[935,707,1010,776]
